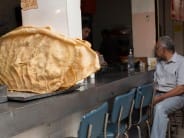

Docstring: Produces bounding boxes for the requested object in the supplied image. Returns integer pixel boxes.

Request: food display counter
[0,70,154,138]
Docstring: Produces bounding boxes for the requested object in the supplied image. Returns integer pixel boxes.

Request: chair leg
[137,125,142,138]
[146,120,151,138]
[124,132,129,138]
[103,113,109,138]
[115,133,120,138]
[182,109,184,128]
[167,120,171,138]
[116,106,124,138]
[87,124,93,138]
[116,132,128,138]
[173,112,178,135]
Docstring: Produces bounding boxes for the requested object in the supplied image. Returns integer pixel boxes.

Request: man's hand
[153,95,164,105]
[154,85,184,105]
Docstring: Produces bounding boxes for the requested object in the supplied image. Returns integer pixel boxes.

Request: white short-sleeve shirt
[154,52,184,92]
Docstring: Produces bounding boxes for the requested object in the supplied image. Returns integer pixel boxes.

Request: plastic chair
[133,83,154,138]
[78,102,109,138]
[104,88,136,138]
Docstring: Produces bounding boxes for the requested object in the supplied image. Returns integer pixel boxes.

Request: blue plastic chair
[133,83,154,138]
[105,88,136,138]
[78,102,109,138]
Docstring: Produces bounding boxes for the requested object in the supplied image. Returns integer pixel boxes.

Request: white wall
[131,0,156,57]
[132,0,155,13]
[92,0,132,50]
[22,0,82,38]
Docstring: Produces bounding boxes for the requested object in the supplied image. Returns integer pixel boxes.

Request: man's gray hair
[158,36,175,52]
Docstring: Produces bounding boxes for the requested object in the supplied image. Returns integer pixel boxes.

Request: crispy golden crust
[0,26,100,93]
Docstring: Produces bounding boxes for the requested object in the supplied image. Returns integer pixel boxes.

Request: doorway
[156,0,184,54]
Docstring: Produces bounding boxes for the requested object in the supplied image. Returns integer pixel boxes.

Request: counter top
[0,70,154,137]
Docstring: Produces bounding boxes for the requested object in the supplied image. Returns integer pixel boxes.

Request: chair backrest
[134,83,154,109]
[111,88,136,123]
[78,102,108,138]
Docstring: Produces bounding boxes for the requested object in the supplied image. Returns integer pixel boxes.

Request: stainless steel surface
[7,85,80,101]
[0,85,7,103]
[0,70,154,137]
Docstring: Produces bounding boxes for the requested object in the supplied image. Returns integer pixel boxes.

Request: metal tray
[7,84,80,102]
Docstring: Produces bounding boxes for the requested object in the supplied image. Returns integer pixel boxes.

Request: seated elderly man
[151,36,184,138]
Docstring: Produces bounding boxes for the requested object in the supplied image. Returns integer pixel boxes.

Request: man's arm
[154,85,184,105]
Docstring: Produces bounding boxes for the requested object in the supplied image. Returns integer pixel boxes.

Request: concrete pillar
[131,0,156,57]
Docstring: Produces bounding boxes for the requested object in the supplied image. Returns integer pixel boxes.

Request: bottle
[127,48,135,74]
[139,61,145,72]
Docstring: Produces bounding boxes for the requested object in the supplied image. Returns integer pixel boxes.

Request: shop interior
[0,0,184,68]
